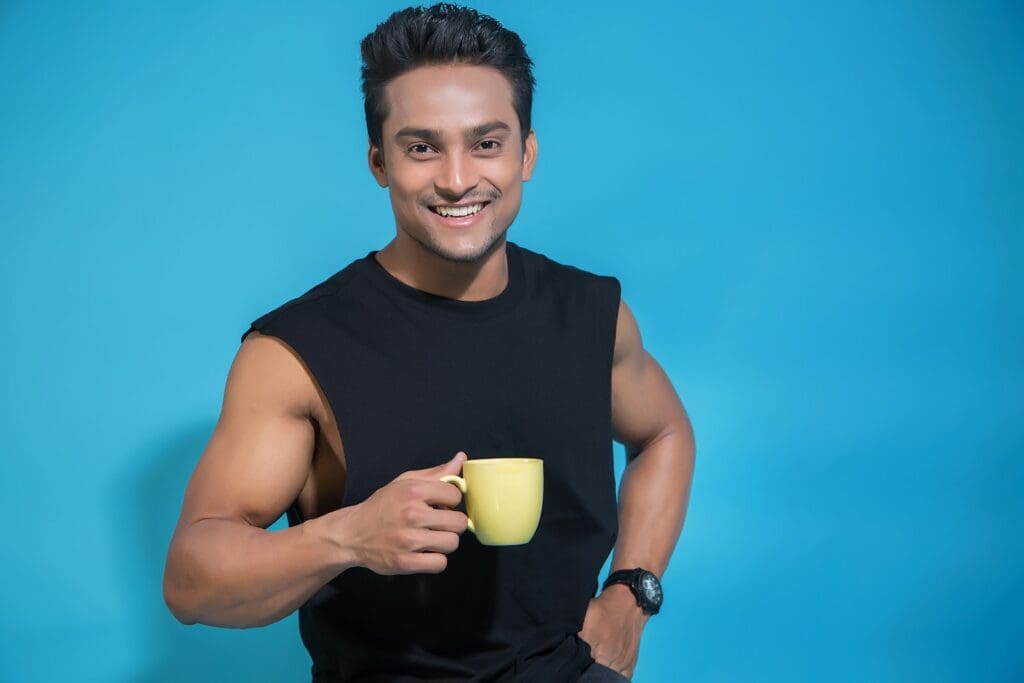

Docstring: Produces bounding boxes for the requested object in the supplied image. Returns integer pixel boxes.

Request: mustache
[421,190,500,206]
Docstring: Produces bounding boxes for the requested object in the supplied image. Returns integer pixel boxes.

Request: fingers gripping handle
[439,475,475,534]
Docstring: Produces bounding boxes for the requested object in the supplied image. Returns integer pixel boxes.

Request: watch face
[640,573,663,606]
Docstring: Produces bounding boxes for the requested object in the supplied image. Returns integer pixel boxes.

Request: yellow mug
[440,458,544,546]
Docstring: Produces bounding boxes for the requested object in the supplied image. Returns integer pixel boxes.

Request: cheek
[387,174,426,208]
[486,161,524,195]
[500,185,522,209]
[498,171,523,201]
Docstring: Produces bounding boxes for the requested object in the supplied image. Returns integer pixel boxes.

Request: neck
[374,234,510,302]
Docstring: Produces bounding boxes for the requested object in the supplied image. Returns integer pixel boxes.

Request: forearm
[610,425,695,579]
[163,511,356,628]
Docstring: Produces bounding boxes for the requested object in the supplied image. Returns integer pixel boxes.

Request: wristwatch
[601,568,663,615]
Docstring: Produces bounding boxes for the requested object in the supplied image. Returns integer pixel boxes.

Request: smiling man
[368,61,534,292]
[163,4,694,682]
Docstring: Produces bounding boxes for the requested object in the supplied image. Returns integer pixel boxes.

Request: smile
[429,202,488,217]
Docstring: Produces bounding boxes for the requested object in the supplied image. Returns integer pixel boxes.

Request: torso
[277,295,625,526]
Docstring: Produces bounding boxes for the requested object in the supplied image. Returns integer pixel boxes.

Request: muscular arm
[162,332,357,628]
[608,298,695,595]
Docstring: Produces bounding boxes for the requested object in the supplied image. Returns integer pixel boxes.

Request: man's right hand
[325,451,470,576]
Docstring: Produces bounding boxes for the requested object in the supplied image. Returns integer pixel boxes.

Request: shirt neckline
[359,240,526,321]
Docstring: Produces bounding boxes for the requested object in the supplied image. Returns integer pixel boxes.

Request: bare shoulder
[613,298,643,367]
[610,296,691,452]
[169,330,321,532]
[229,330,320,418]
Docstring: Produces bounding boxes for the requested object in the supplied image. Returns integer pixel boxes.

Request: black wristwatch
[602,568,663,615]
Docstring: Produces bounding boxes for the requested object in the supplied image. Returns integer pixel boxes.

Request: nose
[434,149,479,199]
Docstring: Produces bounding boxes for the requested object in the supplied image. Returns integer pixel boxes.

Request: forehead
[382,64,519,137]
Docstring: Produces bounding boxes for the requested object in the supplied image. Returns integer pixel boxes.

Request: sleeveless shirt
[241,240,622,682]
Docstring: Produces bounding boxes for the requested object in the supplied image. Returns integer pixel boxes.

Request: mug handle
[439,475,476,534]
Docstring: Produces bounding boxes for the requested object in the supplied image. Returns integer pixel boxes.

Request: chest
[291,311,611,521]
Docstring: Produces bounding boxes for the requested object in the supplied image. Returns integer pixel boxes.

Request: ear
[368,142,388,188]
[521,129,538,182]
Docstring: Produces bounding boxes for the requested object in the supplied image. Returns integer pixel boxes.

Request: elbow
[163,572,198,625]
[162,552,200,625]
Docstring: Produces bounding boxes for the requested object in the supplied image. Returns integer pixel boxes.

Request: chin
[420,226,507,264]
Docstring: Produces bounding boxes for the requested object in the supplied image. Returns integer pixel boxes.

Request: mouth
[428,202,490,217]
[427,201,492,228]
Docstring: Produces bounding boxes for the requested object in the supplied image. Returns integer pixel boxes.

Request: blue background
[1,1,1021,681]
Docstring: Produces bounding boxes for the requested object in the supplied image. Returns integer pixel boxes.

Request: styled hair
[360,3,536,153]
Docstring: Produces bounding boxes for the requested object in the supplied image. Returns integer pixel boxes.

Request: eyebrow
[394,120,512,144]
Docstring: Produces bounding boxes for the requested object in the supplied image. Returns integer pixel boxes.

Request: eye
[407,143,436,157]
[477,139,502,153]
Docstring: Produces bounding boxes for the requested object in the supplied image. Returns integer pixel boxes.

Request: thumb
[400,451,467,481]
[443,450,468,472]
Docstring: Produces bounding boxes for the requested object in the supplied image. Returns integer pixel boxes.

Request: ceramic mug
[440,457,543,546]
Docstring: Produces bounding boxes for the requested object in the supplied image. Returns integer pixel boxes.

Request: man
[163,4,694,682]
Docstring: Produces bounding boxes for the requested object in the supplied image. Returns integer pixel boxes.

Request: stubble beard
[407,212,509,264]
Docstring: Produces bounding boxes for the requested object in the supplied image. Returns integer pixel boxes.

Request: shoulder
[240,262,360,344]
[515,244,638,365]
[234,262,362,417]
[514,242,621,301]
[613,297,642,366]
[229,330,321,420]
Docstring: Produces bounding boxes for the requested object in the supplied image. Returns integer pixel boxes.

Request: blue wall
[1,2,1020,680]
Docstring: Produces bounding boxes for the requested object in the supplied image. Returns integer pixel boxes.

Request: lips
[429,201,490,218]
[427,201,491,228]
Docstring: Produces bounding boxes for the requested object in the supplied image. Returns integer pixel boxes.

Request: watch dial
[641,574,663,604]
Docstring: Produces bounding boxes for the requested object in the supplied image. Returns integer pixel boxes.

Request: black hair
[360,3,536,153]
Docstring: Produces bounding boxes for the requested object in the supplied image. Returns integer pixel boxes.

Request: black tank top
[241,240,621,682]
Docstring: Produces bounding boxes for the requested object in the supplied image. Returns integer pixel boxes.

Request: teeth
[433,203,484,218]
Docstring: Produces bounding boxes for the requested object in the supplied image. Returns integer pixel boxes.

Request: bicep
[610,299,690,454]
[173,332,316,534]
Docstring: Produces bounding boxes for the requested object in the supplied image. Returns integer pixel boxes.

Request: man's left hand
[577,583,649,679]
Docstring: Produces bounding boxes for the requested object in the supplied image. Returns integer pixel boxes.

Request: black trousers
[577,661,631,682]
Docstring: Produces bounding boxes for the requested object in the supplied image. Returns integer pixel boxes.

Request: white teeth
[433,203,484,217]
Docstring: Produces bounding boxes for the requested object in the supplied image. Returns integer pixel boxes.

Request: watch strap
[605,569,641,585]
[602,568,662,615]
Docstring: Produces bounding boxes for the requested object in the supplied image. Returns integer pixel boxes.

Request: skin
[368,63,537,300]
[162,63,695,680]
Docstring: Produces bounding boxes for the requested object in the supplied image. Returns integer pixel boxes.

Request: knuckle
[395,530,416,551]
[400,505,420,526]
